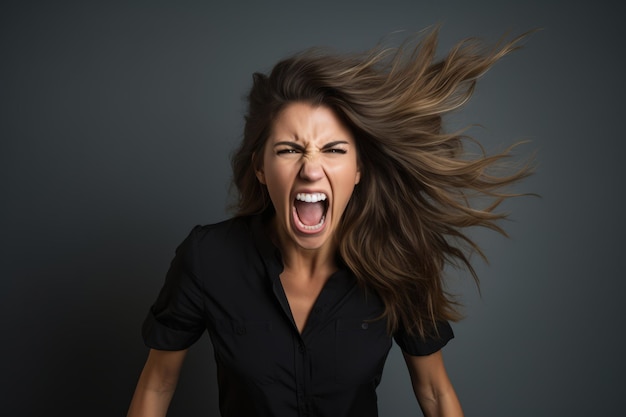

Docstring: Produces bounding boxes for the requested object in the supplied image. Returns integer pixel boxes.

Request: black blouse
[143,214,453,417]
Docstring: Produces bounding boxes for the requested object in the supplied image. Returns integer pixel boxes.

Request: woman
[128,28,531,417]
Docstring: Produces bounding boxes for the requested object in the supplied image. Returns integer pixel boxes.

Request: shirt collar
[249,213,284,281]
[248,213,352,281]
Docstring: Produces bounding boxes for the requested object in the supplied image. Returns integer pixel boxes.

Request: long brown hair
[231,27,533,337]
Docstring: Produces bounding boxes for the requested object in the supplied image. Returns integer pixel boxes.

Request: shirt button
[298,344,306,353]
[361,322,369,330]
[235,325,246,335]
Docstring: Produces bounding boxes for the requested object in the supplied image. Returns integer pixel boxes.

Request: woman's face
[256,102,361,253]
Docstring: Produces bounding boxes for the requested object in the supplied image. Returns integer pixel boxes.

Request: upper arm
[402,350,463,417]
[402,349,450,390]
[140,348,189,392]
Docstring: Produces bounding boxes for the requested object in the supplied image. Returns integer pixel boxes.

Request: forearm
[127,376,176,417]
[127,349,187,417]
[415,386,463,417]
[403,350,463,417]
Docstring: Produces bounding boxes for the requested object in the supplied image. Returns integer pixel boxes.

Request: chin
[287,219,335,252]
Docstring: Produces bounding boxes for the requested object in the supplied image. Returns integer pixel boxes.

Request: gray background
[2,0,624,416]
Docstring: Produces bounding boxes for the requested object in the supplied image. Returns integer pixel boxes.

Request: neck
[269,217,338,279]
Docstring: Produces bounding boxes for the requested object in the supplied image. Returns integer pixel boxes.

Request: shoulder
[181,214,270,274]
[181,216,259,261]
[191,215,254,246]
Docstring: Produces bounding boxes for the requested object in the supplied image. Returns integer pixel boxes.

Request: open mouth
[293,192,328,232]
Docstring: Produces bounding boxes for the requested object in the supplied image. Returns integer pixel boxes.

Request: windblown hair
[231,27,533,338]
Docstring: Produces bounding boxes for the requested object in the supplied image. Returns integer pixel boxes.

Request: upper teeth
[296,193,327,203]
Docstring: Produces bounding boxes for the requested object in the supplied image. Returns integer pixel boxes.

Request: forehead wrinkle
[270,103,354,148]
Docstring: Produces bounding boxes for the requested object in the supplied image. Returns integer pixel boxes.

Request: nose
[299,158,324,182]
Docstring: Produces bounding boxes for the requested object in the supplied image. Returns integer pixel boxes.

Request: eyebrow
[273,140,350,150]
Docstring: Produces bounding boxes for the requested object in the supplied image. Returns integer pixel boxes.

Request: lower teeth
[298,215,325,231]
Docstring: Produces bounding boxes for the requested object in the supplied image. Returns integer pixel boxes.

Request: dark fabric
[143,214,453,417]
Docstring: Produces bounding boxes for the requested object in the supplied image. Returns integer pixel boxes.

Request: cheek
[333,176,359,208]
[333,163,360,194]
[263,167,292,207]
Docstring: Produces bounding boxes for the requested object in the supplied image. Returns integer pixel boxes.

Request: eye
[324,148,347,154]
[276,148,300,155]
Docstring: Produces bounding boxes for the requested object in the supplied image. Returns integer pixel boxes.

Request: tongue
[294,201,325,226]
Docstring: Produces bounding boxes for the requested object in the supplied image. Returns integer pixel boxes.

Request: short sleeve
[142,226,206,350]
[393,320,454,356]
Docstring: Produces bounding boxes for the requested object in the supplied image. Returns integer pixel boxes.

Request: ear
[354,166,361,185]
[253,152,266,184]
[256,168,266,184]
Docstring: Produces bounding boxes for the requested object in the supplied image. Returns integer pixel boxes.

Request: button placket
[294,334,309,416]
